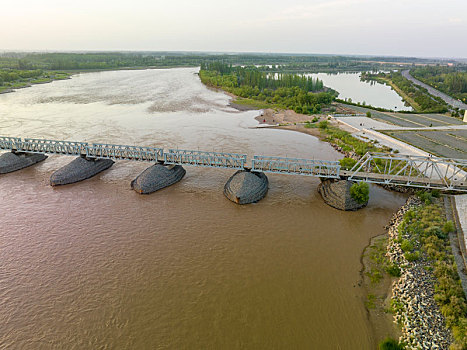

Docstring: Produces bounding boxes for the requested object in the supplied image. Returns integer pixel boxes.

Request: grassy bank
[0,69,70,93]
[388,192,467,349]
[372,76,422,112]
[362,72,448,113]
[304,120,390,158]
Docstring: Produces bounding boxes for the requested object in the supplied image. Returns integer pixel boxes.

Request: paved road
[402,70,467,110]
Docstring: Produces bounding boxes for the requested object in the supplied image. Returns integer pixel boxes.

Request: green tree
[378,337,405,350]
[350,182,369,204]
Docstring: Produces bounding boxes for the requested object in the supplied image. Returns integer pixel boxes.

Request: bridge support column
[224,170,268,204]
[50,156,114,186]
[0,151,47,174]
[318,178,368,211]
[131,163,186,194]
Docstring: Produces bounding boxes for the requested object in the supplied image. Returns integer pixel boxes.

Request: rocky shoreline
[386,196,453,349]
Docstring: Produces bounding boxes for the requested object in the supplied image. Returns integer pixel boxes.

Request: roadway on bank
[402,70,467,110]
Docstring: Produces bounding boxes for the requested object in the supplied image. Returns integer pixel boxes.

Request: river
[0,68,406,349]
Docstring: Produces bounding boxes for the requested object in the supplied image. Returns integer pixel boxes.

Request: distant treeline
[0,52,459,72]
[411,66,467,103]
[199,62,335,114]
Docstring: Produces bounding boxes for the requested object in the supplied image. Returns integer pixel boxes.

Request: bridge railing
[251,155,341,178]
[18,138,89,155]
[343,152,467,191]
[86,144,164,162]
[0,137,22,150]
[164,149,247,169]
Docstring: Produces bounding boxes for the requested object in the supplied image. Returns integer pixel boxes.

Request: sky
[1,0,466,58]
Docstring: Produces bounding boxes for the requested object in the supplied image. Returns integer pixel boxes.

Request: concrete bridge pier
[0,151,47,174]
[224,169,268,204]
[131,163,186,194]
[50,155,114,186]
[318,178,368,211]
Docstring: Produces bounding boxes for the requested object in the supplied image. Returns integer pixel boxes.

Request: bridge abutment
[224,170,268,204]
[50,156,114,186]
[0,151,47,174]
[131,163,186,194]
[318,178,368,211]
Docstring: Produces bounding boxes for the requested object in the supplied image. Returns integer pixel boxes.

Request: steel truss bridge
[1,136,466,192]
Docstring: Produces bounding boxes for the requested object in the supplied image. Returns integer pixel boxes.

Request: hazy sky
[2,0,466,58]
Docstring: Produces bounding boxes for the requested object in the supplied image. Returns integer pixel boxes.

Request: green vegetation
[350,182,369,204]
[0,52,444,72]
[366,293,377,309]
[362,71,448,113]
[378,337,405,350]
[338,157,357,170]
[0,69,69,93]
[199,62,335,114]
[397,193,467,349]
[411,66,467,103]
[317,124,386,156]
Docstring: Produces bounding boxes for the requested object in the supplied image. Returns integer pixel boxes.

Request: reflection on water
[304,72,412,111]
[0,68,406,349]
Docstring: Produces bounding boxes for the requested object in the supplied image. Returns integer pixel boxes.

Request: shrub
[400,239,414,252]
[405,251,420,262]
[312,117,319,122]
[443,221,455,234]
[378,337,405,350]
[366,111,372,118]
[339,157,357,170]
[318,120,329,129]
[416,190,433,204]
[350,182,370,204]
[386,264,401,277]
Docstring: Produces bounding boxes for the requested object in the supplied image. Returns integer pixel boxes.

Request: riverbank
[386,194,467,349]
[0,72,71,94]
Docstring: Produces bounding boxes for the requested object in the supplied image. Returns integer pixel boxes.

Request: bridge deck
[251,155,340,178]
[1,136,466,192]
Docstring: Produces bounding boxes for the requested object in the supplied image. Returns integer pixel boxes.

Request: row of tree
[200,62,324,92]
[199,62,335,114]
[411,66,467,102]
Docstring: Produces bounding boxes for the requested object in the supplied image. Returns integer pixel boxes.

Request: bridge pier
[0,151,47,174]
[318,178,368,211]
[224,170,268,204]
[131,163,186,194]
[50,156,114,186]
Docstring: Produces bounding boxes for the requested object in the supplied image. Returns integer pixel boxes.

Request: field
[383,129,467,159]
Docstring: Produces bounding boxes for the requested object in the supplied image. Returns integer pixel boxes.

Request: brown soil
[361,234,400,347]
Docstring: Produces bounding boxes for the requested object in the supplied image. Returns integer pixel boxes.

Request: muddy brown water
[0,68,406,349]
